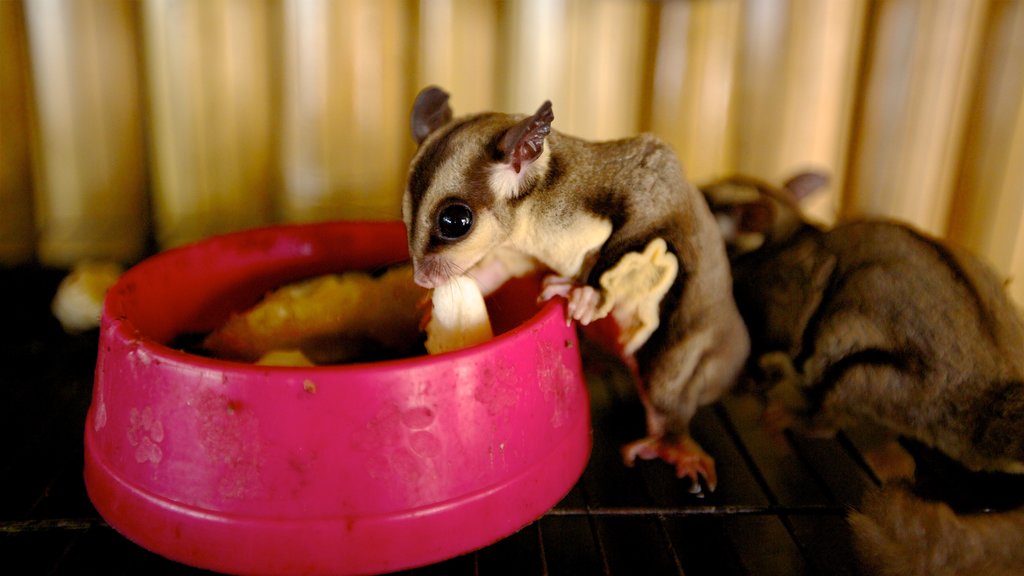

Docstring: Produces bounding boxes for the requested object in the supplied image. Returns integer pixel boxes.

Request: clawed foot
[539,275,605,326]
[621,435,717,493]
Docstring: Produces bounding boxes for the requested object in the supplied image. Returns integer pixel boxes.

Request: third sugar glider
[402,86,750,491]
[703,172,1024,476]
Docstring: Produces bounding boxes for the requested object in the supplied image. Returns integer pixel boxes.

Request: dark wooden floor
[0,266,879,575]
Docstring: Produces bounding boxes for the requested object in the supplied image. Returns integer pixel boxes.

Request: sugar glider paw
[621,435,717,493]
[539,275,605,326]
[539,275,573,301]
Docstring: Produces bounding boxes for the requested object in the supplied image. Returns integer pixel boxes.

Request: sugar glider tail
[849,483,1024,576]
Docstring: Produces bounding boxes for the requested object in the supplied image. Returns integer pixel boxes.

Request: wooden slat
[142,0,275,248]
[416,0,500,113]
[785,433,876,506]
[663,516,747,576]
[946,0,1024,305]
[719,515,808,576]
[279,0,413,225]
[539,515,606,575]
[786,515,865,576]
[502,0,649,140]
[0,0,35,264]
[501,0,572,128]
[736,0,868,225]
[717,394,832,508]
[25,0,147,265]
[845,0,989,235]
[648,0,742,183]
[594,515,683,575]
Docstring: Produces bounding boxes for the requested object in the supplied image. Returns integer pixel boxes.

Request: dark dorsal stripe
[407,117,479,219]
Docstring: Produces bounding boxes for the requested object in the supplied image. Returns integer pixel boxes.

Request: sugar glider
[703,172,1024,575]
[402,86,750,491]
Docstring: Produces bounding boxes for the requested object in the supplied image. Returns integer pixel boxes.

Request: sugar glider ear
[783,171,829,202]
[498,101,553,173]
[412,86,453,145]
[703,180,775,237]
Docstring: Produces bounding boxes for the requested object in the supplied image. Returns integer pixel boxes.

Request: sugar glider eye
[436,203,473,240]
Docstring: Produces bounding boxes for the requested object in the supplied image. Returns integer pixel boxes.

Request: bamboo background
[1,0,1022,303]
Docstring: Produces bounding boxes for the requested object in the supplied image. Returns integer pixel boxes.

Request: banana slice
[424,275,493,354]
[202,265,427,364]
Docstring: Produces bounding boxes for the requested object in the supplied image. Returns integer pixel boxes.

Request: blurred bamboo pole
[5,0,1022,284]
[502,0,572,121]
[648,0,741,183]
[1003,72,1024,306]
[845,0,988,235]
[999,97,1024,306]
[737,0,868,224]
[25,0,147,266]
[947,0,1024,305]
[142,0,275,249]
[416,0,499,113]
[279,0,413,223]
[561,0,650,140]
[503,0,648,140]
[0,0,36,264]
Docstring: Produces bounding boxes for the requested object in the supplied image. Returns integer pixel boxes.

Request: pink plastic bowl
[84,221,591,575]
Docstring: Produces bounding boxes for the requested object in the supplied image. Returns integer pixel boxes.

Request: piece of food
[424,275,493,354]
[255,349,316,367]
[203,265,427,364]
[596,238,679,355]
[51,261,123,333]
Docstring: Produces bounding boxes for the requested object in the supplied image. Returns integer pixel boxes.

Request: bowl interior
[107,220,540,362]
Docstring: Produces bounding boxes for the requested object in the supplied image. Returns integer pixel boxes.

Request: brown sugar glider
[402,86,750,492]
[703,172,1024,575]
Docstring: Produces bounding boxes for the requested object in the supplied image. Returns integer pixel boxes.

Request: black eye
[437,203,473,240]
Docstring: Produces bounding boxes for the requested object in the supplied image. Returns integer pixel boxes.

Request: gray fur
[704,173,1024,574]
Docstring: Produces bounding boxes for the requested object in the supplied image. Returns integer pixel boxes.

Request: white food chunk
[424,275,493,354]
[597,238,679,355]
[51,261,123,333]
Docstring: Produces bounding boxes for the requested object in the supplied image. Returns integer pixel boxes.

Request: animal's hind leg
[620,332,723,493]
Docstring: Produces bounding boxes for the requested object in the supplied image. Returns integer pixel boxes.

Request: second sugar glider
[403,86,750,491]
[702,172,1024,475]
[705,174,1024,576]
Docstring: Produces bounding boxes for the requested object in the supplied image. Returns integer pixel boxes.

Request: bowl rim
[103,297,567,375]
[101,220,570,377]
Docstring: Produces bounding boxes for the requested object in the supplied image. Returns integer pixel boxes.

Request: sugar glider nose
[413,255,446,289]
[413,271,435,289]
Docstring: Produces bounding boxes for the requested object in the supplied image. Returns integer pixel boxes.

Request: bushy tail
[849,484,1024,576]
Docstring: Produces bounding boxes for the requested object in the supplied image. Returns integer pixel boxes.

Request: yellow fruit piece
[203,265,427,364]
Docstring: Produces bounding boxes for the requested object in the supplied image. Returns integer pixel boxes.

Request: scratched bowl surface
[84,221,590,576]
